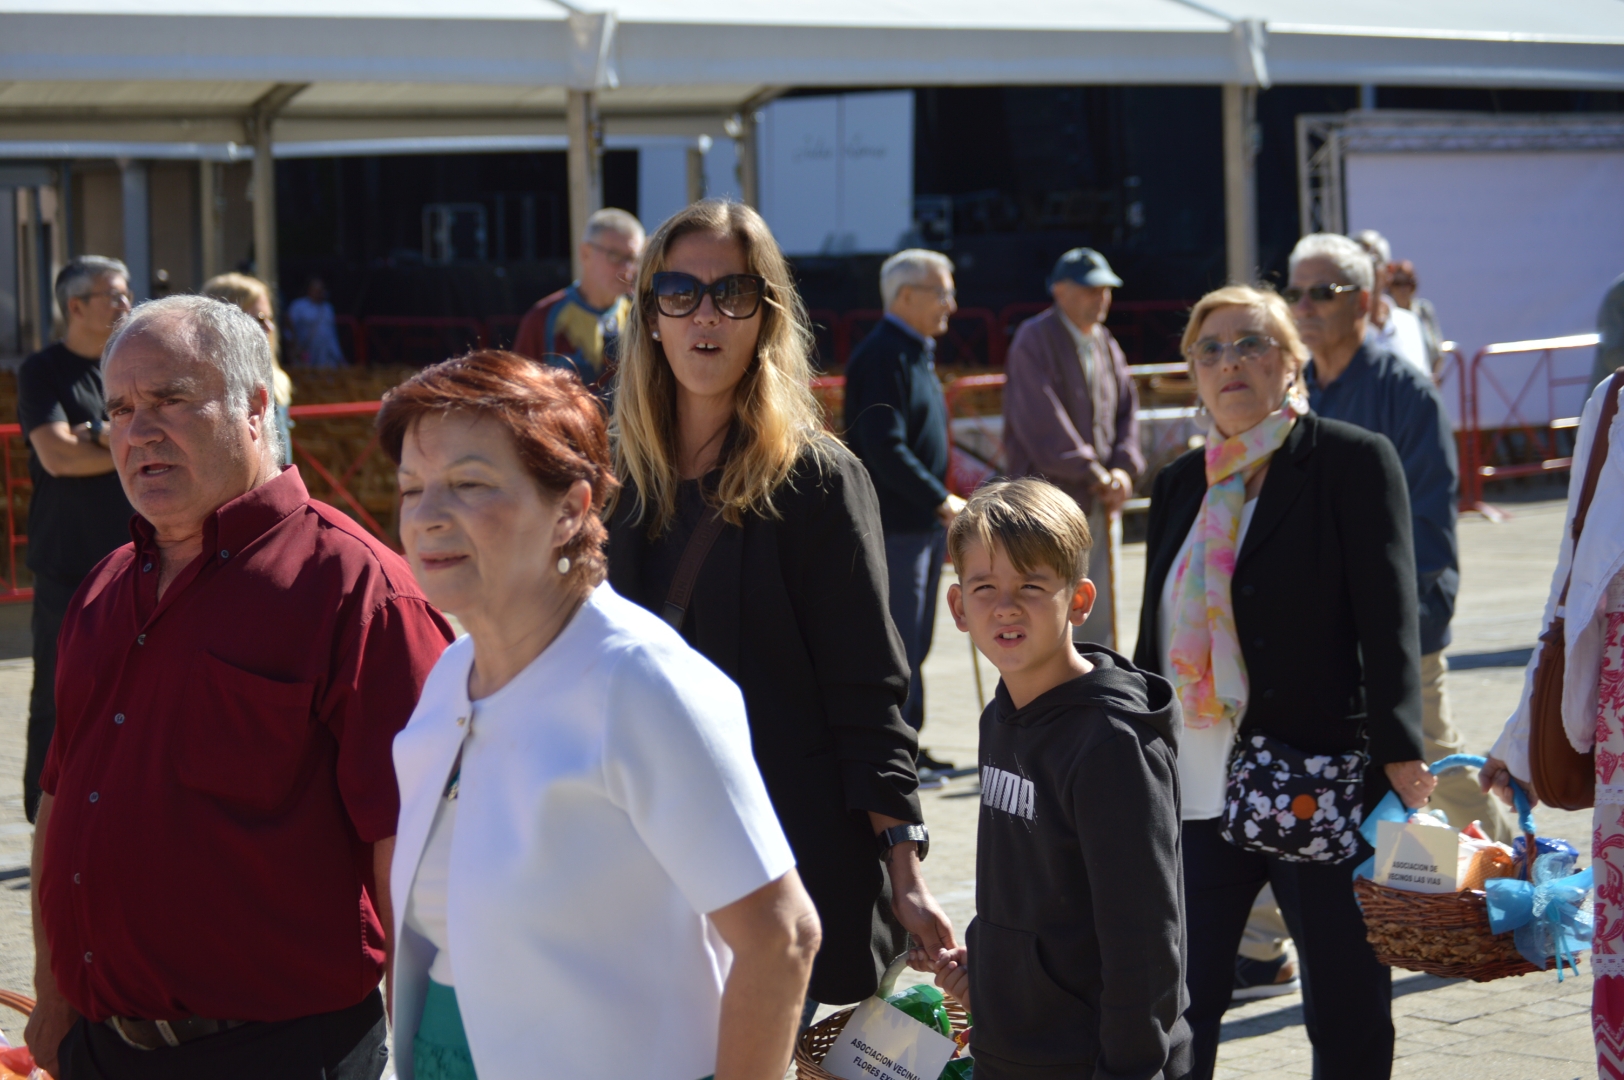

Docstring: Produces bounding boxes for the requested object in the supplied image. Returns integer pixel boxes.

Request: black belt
[106,1015,248,1050]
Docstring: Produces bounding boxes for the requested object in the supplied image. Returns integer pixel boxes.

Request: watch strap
[876,823,929,862]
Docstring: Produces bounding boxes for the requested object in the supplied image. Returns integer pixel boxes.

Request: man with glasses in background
[844,249,965,783]
[15,256,135,823]
[514,208,644,393]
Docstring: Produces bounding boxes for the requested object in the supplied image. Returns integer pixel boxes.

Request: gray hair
[585,207,644,246]
[105,295,281,463]
[1288,233,1375,292]
[880,249,955,309]
[1352,229,1391,267]
[55,255,130,318]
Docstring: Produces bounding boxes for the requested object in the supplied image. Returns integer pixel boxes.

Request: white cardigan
[389,583,795,1080]
[1491,374,1624,781]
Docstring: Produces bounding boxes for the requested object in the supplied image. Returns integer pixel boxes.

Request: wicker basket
[1354,876,1551,982]
[0,992,30,1018]
[794,1001,970,1080]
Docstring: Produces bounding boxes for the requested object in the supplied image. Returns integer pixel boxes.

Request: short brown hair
[947,478,1093,584]
[377,351,619,591]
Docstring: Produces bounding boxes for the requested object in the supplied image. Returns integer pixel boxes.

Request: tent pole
[199,160,220,283]
[120,160,151,303]
[1222,83,1258,285]
[247,83,307,302]
[567,89,603,280]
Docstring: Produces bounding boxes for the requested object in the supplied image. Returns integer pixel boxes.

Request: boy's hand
[931,946,970,1011]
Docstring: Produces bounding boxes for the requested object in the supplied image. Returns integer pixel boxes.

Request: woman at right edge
[1482,367,1624,1079]
[607,199,954,1021]
[1134,285,1436,1079]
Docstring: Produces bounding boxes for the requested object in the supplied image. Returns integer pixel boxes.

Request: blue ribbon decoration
[1484,857,1594,980]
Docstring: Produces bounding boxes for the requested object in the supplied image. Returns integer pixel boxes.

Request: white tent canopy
[1,0,1621,306]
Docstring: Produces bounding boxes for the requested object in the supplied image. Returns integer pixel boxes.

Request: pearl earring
[557,556,571,575]
[651,330,661,340]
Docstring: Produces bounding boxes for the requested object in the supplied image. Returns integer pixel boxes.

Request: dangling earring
[651,330,661,340]
[556,556,571,575]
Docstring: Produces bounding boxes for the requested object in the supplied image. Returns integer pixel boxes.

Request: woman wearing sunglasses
[607,199,954,1022]
[1133,285,1433,1080]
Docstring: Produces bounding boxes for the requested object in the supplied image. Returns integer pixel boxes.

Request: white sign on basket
[821,996,960,1080]
[1374,819,1462,894]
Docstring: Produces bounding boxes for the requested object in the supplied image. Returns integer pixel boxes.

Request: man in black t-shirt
[16,256,136,821]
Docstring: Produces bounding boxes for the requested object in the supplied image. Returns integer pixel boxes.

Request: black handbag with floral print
[1219,732,1367,864]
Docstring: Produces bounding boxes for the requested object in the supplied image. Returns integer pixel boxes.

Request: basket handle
[1428,753,1537,881]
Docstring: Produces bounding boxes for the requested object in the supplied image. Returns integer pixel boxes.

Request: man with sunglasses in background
[514,207,644,393]
[15,256,136,825]
[1001,247,1143,649]
[1288,233,1511,837]
[843,249,965,783]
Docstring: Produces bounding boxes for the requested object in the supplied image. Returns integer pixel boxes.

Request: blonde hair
[612,199,830,533]
[947,478,1093,585]
[1180,284,1309,390]
[202,272,292,407]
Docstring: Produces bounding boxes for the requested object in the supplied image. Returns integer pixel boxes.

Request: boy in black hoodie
[930,478,1191,1080]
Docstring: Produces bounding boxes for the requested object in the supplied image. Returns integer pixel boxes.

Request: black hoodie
[968,645,1192,1080]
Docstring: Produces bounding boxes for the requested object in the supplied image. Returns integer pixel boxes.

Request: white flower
[1257,750,1273,765]
[1304,756,1330,776]
[1243,819,1261,839]
[1275,794,1291,810]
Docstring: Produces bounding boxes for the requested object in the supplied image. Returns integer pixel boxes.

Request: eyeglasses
[587,241,638,268]
[250,312,276,329]
[1187,334,1278,367]
[650,272,767,319]
[1389,276,1416,288]
[905,284,957,304]
[84,289,134,306]
[1281,283,1360,305]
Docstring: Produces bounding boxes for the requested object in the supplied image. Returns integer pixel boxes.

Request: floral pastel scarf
[1168,397,1305,729]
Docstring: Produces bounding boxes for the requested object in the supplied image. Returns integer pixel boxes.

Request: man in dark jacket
[843,249,964,772]
[15,256,136,822]
[1289,232,1510,844]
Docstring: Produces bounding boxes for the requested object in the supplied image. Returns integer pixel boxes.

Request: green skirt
[412,978,716,1080]
[414,979,478,1080]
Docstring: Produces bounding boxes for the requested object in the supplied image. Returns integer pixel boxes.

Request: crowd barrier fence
[0,331,1586,603]
[1463,333,1601,514]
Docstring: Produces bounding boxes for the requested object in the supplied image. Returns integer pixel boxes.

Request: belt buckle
[107,1016,154,1051]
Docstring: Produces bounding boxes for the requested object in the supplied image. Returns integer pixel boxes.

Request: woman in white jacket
[376,351,821,1080]
[1483,370,1623,1078]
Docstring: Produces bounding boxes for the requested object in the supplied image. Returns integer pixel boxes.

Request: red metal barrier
[360,317,487,368]
[0,424,30,603]
[1465,332,1600,514]
[285,401,395,547]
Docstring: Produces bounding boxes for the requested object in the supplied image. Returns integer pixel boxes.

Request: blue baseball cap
[1048,248,1123,289]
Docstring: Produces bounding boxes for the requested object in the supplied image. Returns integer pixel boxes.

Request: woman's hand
[1384,759,1438,809]
[1479,755,1538,808]
[887,845,957,971]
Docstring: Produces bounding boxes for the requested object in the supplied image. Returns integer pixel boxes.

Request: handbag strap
[662,506,725,630]
[1556,368,1623,608]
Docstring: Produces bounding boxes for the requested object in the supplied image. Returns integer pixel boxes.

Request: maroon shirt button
[88,792,99,803]
[73,873,81,884]
[220,550,230,560]
[136,634,146,645]
[83,952,92,963]
[114,714,125,725]
[142,563,152,573]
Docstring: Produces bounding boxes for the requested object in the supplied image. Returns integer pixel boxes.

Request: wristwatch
[876,823,929,863]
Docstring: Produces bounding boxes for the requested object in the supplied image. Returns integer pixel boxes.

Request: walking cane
[1106,507,1122,650]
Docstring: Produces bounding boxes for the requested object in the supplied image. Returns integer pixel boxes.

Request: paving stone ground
[0,489,1593,1078]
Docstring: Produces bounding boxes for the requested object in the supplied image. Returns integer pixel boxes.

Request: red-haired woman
[377,351,820,1080]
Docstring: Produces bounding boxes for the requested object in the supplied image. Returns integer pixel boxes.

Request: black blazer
[608,441,922,1004]
[1132,414,1426,804]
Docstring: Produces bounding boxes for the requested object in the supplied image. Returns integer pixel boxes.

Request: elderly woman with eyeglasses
[1132,285,1434,1080]
[607,199,953,1023]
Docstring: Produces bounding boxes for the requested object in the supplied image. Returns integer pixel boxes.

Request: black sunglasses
[650,272,766,319]
[1281,283,1361,305]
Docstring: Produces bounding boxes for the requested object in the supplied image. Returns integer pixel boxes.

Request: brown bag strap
[662,507,726,630]
[1556,368,1624,608]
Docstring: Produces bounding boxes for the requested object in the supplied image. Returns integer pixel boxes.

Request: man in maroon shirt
[25,295,454,1079]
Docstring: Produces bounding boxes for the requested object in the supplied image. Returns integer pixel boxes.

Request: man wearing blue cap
[1002,248,1143,646]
